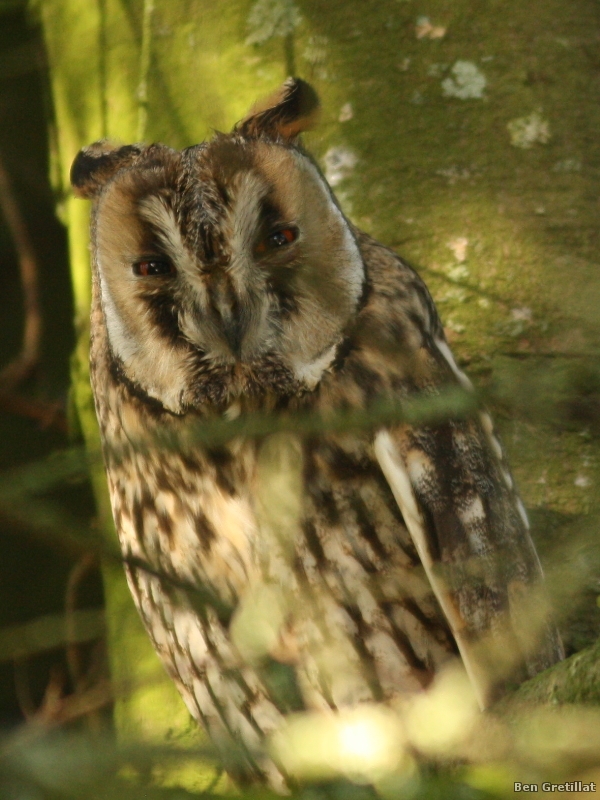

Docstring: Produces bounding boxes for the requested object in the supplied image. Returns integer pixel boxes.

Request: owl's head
[71,79,365,413]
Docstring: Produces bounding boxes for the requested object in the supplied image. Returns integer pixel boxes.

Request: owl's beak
[208,278,245,359]
[221,316,244,359]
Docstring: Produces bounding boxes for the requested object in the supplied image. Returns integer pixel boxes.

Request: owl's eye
[255,227,298,255]
[268,228,297,247]
[133,259,175,277]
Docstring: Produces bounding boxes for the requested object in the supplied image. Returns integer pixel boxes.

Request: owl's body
[73,80,563,784]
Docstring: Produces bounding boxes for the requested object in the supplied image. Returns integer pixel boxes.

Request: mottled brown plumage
[72,78,563,786]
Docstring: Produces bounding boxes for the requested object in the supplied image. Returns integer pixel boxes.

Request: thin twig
[0,392,67,432]
[114,386,478,464]
[65,553,100,690]
[13,640,110,733]
[35,663,67,724]
[0,151,42,391]
[0,608,105,664]
[498,350,600,360]
[13,659,37,722]
[417,262,600,343]
[23,670,112,731]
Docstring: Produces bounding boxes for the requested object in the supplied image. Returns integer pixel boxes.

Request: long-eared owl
[71,79,563,785]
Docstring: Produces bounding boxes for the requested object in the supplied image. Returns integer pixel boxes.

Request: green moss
[500,637,600,709]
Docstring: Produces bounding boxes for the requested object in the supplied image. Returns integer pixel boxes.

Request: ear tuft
[236,78,320,142]
[70,141,143,199]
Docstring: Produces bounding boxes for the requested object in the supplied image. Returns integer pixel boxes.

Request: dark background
[0,3,100,731]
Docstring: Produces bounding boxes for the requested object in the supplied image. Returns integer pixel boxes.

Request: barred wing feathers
[352,232,563,708]
[374,410,562,709]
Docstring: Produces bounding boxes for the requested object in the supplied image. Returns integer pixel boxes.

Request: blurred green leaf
[0,447,88,502]
[105,387,478,468]
[0,608,104,662]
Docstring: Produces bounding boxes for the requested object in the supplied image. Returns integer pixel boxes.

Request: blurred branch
[0,446,88,500]
[0,387,478,616]
[13,665,112,731]
[0,151,42,392]
[0,391,67,432]
[0,447,234,621]
[109,386,478,466]
[497,350,600,360]
[13,660,36,721]
[0,502,234,625]
[419,263,600,345]
[0,386,477,496]
[419,263,515,308]
[0,445,113,562]
[0,727,221,800]
[65,553,100,689]
[36,671,112,729]
[0,608,105,663]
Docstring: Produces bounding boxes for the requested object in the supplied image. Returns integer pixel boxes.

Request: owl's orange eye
[255,227,298,254]
[133,259,175,277]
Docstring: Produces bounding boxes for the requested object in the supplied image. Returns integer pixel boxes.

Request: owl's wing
[361,244,563,708]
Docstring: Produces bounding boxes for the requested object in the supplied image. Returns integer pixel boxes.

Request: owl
[71,79,563,786]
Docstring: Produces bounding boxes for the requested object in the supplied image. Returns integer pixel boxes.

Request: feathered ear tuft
[235,78,320,142]
[70,141,144,199]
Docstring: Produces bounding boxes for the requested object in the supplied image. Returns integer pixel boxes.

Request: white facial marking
[229,171,266,266]
[292,342,338,388]
[138,196,201,290]
[98,266,140,363]
[139,196,187,263]
[299,155,365,305]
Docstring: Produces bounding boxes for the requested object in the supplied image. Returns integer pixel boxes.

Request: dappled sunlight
[400,663,479,758]
[270,705,411,783]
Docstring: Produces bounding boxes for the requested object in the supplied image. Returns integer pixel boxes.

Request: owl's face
[72,81,365,413]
